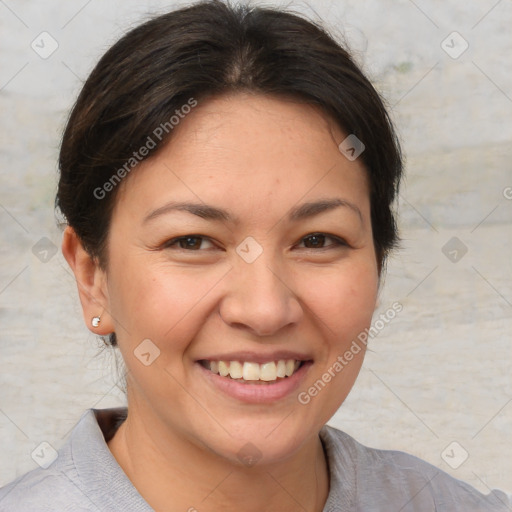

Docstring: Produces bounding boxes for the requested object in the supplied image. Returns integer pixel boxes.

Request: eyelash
[163,233,348,251]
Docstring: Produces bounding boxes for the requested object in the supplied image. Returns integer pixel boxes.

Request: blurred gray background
[1,0,511,494]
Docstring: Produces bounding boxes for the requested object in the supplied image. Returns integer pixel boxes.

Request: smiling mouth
[199,359,305,384]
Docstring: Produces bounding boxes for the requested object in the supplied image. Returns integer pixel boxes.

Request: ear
[61,226,115,336]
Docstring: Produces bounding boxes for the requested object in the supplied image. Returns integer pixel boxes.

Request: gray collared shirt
[1,408,510,511]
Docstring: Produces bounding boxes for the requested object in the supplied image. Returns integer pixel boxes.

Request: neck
[107,404,329,512]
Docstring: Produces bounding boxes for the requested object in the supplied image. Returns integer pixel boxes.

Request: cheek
[295,259,378,420]
[297,258,378,342]
[107,256,228,350]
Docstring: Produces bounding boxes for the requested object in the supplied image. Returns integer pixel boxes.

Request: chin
[195,414,320,469]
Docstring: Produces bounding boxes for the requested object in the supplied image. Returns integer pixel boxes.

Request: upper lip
[196,350,313,364]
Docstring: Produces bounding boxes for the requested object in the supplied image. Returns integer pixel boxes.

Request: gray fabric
[1,408,510,511]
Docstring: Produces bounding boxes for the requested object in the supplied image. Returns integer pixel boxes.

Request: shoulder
[320,425,512,511]
[0,408,132,512]
[0,444,96,511]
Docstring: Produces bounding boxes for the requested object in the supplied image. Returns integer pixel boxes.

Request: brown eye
[179,236,203,250]
[299,233,346,249]
[303,234,326,248]
[165,235,214,251]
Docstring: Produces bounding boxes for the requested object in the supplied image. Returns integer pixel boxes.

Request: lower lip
[196,361,313,404]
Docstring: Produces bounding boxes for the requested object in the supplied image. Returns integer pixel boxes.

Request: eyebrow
[143,198,363,225]
[288,198,363,224]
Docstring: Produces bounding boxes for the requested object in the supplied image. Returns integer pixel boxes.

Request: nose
[219,255,303,337]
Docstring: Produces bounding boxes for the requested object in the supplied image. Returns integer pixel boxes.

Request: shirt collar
[72,408,353,511]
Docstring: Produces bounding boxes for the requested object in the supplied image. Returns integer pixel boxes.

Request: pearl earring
[91,316,101,327]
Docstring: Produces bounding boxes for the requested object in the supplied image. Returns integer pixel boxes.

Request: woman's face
[102,93,379,464]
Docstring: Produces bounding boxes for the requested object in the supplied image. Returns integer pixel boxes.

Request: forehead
[114,93,370,219]
[167,93,345,162]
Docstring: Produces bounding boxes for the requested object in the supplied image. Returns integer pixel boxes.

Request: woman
[0,1,510,510]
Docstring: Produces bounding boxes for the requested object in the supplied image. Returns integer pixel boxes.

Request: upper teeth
[207,359,301,381]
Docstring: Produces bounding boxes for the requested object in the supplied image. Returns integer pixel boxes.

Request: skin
[63,92,380,512]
